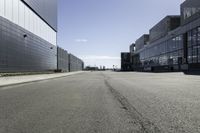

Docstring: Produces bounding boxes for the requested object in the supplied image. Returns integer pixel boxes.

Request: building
[0,0,57,72]
[68,54,84,72]
[121,52,131,71]
[57,47,69,72]
[181,0,200,25]
[125,0,200,72]
[130,43,135,54]
[135,34,149,51]
[149,16,180,43]
[57,47,84,72]
[85,66,99,71]
[129,43,135,70]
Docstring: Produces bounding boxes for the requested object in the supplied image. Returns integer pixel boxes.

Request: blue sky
[57,0,184,68]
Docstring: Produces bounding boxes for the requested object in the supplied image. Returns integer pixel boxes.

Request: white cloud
[75,39,88,43]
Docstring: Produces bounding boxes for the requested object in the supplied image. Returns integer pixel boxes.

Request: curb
[0,71,85,88]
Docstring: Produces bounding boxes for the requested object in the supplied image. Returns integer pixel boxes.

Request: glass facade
[187,27,200,64]
[183,7,200,20]
[0,0,56,46]
[139,35,183,67]
[126,0,200,71]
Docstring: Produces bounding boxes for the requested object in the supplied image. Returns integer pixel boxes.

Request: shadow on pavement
[184,71,200,76]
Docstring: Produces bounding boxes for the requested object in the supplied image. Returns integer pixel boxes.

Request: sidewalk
[0,71,85,87]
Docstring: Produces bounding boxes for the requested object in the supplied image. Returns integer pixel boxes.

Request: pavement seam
[104,79,161,133]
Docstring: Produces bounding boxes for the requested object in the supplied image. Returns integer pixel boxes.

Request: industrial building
[57,47,84,72]
[121,0,200,72]
[0,0,84,72]
[129,43,135,54]
[0,0,57,72]
[121,52,131,71]
[68,54,84,72]
[57,47,69,72]
[135,34,149,51]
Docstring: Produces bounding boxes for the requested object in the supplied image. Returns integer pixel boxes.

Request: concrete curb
[0,71,85,88]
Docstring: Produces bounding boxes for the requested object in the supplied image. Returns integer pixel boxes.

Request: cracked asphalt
[0,71,200,133]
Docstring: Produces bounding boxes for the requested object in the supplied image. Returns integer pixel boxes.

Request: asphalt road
[0,71,200,133]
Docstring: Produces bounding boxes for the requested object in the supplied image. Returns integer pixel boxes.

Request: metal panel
[149,16,180,43]
[68,54,84,72]
[0,16,57,72]
[22,0,57,31]
[57,47,69,72]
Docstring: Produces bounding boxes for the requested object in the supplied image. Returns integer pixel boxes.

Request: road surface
[0,71,200,133]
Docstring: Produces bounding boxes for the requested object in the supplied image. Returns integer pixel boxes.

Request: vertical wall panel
[19,1,24,28]
[0,16,57,72]
[5,0,12,21]
[30,10,34,34]
[24,5,29,30]
[0,0,5,17]
[68,54,84,72]
[13,0,19,24]
[57,47,69,72]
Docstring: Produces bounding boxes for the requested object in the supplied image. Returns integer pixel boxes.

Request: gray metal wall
[0,16,57,72]
[135,34,149,51]
[22,0,57,31]
[68,54,84,72]
[57,47,69,72]
[149,16,180,43]
[181,0,200,26]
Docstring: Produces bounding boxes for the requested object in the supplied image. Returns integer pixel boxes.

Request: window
[173,52,178,65]
[192,46,198,63]
[187,27,200,64]
[178,50,183,58]
[188,47,192,63]
[192,29,197,46]
[183,7,200,20]
[188,31,192,47]
[198,46,200,63]
[197,27,200,45]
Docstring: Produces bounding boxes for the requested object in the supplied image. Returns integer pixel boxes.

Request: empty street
[0,72,200,133]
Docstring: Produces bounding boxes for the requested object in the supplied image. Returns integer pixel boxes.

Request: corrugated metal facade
[57,47,69,72]
[0,0,85,73]
[0,16,57,72]
[68,54,84,72]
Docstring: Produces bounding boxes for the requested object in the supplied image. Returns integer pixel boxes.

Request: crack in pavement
[104,78,161,133]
